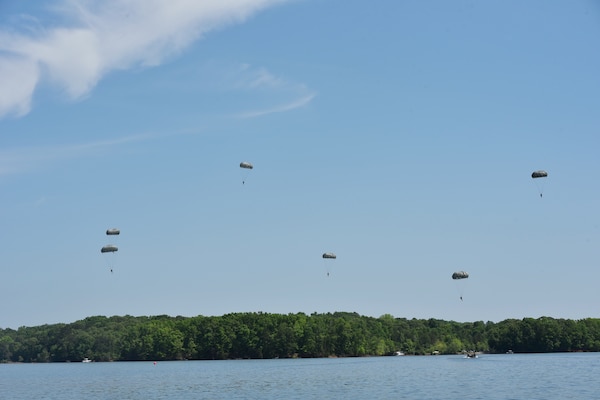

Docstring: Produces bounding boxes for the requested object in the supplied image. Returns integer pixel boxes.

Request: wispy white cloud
[231,64,317,118]
[237,93,315,118]
[235,64,287,90]
[0,0,287,119]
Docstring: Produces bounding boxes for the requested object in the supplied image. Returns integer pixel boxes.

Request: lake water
[2,353,599,399]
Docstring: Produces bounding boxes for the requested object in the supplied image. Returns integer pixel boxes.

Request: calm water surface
[1,353,599,399]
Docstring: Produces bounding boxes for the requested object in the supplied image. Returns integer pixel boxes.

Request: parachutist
[460,296,463,301]
[323,252,335,277]
[110,268,113,273]
[540,193,542,198]
[240,162,253,184]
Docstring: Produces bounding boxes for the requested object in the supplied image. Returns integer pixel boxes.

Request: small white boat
[82,357,92,363]
[394,351,405,356]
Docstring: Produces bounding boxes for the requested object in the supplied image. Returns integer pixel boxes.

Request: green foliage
[1,314,600,362]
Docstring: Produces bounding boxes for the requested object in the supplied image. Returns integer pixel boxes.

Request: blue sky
[1,0,599,329]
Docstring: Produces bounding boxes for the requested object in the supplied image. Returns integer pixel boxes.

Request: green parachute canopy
[452,271,469,280]
[531,170,548,179]
[240,162,253,169]
[101,245,118,253]
[106,228,120,235]
[322,252,337,259]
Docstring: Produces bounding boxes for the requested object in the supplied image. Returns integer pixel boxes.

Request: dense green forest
[1,313,600,362]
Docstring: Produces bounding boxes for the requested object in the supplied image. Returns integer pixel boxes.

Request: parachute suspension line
[531,170,547,198]
[102,252,117,274]
[533,180,545,198]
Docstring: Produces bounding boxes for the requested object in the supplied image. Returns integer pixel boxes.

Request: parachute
[101,245,118,253]
[322,252,336,277]
[452,271,469,301]
[452,271,469,280]
[240,162,253,184]
[106,228,120,236]
[531,170,548,197]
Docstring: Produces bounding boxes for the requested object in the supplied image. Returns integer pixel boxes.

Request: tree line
[1,312,599,362]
